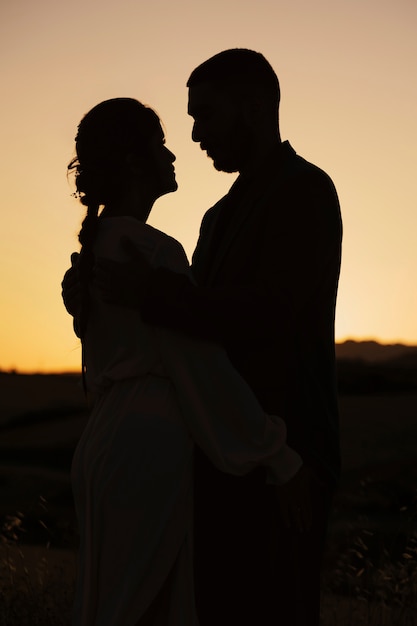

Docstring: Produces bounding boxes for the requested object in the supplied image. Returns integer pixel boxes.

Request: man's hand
[273,465,318,533]
[61,252,81,317]
[93,237,152,308]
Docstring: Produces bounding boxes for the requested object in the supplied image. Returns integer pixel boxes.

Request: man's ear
[241,96,263,126]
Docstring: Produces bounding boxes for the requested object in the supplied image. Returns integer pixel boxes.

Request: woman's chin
[164,180,178,195]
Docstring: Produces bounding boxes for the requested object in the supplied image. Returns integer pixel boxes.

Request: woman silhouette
[67,98,303,626]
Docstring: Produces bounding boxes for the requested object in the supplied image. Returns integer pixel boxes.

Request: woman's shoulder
[145,224,190,274]
[96,216,189,272]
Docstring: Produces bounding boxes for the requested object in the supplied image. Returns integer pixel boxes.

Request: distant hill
[336,340,417,365]
[336,341,417,394]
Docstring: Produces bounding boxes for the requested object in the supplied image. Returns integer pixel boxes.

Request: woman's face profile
[146,125,178,199]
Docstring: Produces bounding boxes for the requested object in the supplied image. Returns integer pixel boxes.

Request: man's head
[187,49,281,173]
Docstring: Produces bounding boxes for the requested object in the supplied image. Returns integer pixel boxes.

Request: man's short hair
[187,48,280,109]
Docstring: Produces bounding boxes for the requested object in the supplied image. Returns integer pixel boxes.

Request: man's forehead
[187,82,229,114]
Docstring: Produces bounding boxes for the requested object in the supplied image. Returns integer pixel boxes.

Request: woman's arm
[153,323,302,484]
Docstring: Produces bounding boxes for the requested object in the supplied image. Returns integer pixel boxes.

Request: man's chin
[212,157,239,173]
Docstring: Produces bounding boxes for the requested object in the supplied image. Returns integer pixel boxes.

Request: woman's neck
[100,195,155,223]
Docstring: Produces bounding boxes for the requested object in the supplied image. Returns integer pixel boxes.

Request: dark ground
[0,352,416,622]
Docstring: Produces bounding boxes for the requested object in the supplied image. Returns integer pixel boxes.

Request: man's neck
[239,136,282,178]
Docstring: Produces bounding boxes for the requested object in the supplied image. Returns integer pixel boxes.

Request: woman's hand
[61,252,81,317]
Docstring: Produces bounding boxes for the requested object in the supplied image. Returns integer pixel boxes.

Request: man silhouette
[123,50,342,626]
[64,49,342,626]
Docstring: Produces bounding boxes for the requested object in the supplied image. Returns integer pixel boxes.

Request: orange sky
[1,0,416,372]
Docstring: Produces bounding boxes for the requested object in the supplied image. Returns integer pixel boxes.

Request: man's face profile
[187,82,251,173]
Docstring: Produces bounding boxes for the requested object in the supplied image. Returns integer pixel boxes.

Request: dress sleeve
[152,324,302,484]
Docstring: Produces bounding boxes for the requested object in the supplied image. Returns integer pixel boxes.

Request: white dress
[71,217,302,626]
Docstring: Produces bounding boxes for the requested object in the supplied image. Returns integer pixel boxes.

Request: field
[1,369,417,624]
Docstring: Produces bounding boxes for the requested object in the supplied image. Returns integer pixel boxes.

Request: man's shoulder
[262,144,341,227]
[281,142,336,189]
[282,141,331,180]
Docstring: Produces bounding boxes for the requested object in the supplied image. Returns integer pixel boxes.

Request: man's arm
[94,166,341,346]
[141,268,281,341]
[93,229,285,342]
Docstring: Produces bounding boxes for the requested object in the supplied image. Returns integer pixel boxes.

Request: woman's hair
[69,97,161,240]
[68,97,160,341]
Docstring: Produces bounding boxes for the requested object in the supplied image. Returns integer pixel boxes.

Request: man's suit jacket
[143,141,342,485]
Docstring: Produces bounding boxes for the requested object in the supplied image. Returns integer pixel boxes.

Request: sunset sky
[1,0,416,372]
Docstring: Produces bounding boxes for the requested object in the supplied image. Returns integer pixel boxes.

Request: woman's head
[69,98,177,341]
[69,97,176,212]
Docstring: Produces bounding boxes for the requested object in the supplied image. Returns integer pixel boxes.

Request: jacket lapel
[192,142,296,287]
[204,184,267,286]
[191,195,229,286]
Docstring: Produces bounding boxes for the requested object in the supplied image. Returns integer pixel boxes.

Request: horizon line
[2,337,417,375]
